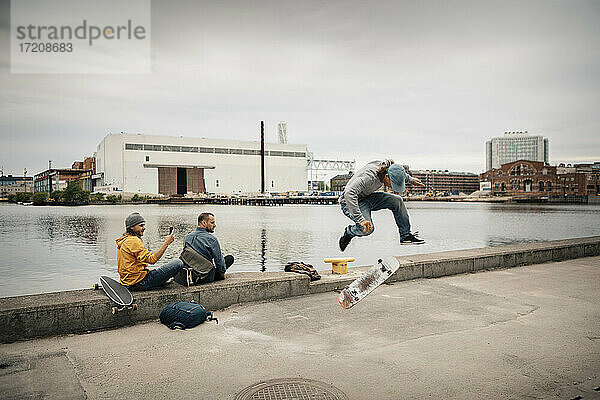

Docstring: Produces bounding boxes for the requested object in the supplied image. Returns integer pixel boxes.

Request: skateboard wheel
[111,307,118,315]
[338,291,352,309]
[132,303,138,310]
[92,283,99,290]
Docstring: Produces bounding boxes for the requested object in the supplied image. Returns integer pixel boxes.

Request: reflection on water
[0,202,599,297]
[260,228,267,272]
[39,215,102,245]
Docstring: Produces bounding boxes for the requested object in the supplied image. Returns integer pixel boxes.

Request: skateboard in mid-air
[338,256,400,309]
[93,275,138,314]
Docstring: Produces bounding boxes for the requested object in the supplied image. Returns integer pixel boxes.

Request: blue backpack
[159,302,218,330]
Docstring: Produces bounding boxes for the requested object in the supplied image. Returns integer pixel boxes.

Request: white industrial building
[485,131,549,171]
[95,133,308,195]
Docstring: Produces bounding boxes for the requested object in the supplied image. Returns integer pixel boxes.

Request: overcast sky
[1,0,599,176]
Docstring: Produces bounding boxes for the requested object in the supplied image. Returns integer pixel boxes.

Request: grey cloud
[1,0,599,175]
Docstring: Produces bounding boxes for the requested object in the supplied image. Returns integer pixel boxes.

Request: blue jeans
[130,259,184,291]
[341,192,411,239]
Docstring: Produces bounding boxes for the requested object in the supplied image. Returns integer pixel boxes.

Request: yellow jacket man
[116,212,183,290]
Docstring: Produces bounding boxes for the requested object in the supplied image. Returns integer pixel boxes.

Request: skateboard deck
[338,256,400,309]
[93,276,137,314]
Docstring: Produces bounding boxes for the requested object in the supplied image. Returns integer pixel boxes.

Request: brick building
[66,156,98,192]
[408,170,480,195]
[72,156,96,173]
[566,162,600,196]
[330,173,353,192]
[328,169,479,195]
[480,160,600,198]
[34,169,86,194]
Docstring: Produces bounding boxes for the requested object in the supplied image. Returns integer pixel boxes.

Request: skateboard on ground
[338,256,401,309]
[93,276,138,314]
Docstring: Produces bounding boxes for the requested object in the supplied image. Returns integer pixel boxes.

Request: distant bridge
[306,154,355,191]
[307,158,355,171]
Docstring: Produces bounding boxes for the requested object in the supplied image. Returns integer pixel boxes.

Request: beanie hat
[388,164,407,194]
[125,212,145,229]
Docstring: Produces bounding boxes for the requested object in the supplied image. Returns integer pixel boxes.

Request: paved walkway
[1,257,599,399]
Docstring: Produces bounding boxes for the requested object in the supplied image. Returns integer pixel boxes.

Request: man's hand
[154,234,175,261]
[164,234,175,246]
[360,220,373,233]
[412,177,425,187]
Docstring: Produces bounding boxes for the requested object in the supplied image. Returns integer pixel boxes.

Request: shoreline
[2,195,598,206]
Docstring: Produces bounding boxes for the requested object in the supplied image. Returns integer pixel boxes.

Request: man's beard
[127,228,143,237]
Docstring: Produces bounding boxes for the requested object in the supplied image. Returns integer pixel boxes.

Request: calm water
[1,202,599,297]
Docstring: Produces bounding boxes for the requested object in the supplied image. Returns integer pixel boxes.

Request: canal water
[1,202,599,297]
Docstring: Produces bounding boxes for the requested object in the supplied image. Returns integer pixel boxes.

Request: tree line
[6,181,152,205]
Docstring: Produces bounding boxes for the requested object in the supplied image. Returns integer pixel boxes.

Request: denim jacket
[183,228,226,275]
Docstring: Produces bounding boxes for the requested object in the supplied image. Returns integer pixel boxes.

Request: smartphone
[169,226,174,235]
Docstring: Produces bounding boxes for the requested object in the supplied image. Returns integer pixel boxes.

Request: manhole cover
[235,378,348,400]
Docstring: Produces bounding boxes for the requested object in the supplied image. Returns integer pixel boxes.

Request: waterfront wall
[1,236,599,343]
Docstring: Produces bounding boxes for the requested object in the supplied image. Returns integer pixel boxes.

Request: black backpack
[159,302,218,330]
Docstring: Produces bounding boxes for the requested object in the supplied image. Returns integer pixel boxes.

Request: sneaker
[339,232,353,251]
[400,232,425,245]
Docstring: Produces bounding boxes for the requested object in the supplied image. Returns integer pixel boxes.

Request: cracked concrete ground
[1,256,599,399]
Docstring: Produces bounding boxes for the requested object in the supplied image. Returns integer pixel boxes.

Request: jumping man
[338,159,425,251]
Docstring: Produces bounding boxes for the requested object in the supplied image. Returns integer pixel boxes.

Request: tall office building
[485,131,548,171]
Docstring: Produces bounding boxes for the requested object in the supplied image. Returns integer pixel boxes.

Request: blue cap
[388,164,407,194]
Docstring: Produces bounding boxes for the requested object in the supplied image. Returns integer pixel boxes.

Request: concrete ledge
[1,236,599,343]
[0,272,309,344]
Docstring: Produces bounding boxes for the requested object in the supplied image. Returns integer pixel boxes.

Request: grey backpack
[174,246,215,286]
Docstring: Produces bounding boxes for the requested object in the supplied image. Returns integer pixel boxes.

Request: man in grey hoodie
[338,159,425,251]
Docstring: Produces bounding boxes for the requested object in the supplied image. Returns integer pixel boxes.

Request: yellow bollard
[323,257,355,274]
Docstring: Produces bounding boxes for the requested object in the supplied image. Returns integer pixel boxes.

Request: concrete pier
[1,254,599,399]
[1,236,599,344]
